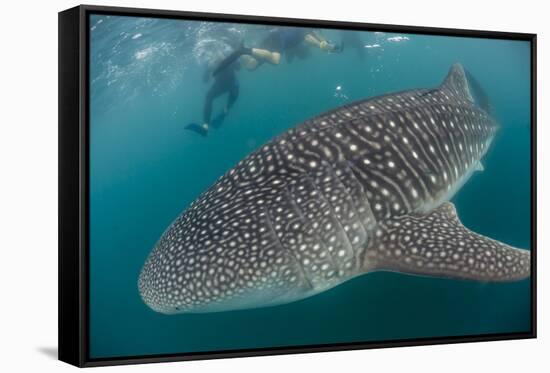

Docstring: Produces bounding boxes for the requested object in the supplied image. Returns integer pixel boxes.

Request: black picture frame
[58,4,537,367]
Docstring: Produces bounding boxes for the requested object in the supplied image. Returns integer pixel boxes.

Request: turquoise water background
[88,15,531,359]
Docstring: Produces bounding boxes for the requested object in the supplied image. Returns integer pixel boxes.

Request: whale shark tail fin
[364,202,531,282]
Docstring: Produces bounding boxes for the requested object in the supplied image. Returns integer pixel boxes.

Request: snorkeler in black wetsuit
[212,27,342,76]
[185,60,240,136]
[186,28,341,136]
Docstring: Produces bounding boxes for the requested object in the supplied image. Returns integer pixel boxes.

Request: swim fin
[212,42,251,76]
[184,123,208,137]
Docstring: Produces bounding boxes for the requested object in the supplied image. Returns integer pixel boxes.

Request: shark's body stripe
[437,114,461,177]
[363,162,413,215]
[386,129,431,202]
[417,108,456,189]
[400,109,441,176]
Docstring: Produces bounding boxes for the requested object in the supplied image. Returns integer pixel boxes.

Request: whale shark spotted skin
[138,64,530,314]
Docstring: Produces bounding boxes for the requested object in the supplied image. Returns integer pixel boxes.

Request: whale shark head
[138,64,528,314]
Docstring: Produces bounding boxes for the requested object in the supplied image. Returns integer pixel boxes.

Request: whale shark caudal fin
[439,63,476,104]
[364,202,531,282]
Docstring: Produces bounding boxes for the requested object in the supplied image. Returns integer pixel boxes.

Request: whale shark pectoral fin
[365,202,531,282]
[439,63,475,104]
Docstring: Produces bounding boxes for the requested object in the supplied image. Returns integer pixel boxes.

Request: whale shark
[138,64,530,314]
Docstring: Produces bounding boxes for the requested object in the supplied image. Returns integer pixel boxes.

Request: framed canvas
[58,4,537,367]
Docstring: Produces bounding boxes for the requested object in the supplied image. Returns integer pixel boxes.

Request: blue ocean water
[88,15,531,359]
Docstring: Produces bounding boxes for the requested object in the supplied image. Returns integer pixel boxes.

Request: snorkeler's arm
[304,30,342,53]
[311,30,327,43]
[304,32,331,51]
[304,33,321,47]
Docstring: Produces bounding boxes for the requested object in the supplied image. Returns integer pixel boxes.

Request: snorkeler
[213,27,342,76]
[185,59,240,136]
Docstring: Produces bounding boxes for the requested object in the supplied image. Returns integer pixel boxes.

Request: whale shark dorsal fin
[365,202,530,282]
[439,63,475,103]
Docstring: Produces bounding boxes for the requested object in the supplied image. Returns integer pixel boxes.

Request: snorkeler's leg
[304,33,323,48]
[226,84,239,112]
[202,88,218,126]
[211,84,239,129]
[249,48,281,65]
[184,88,217,136]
